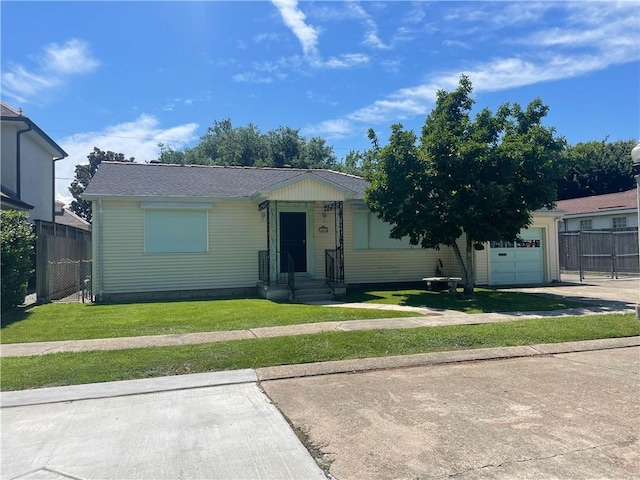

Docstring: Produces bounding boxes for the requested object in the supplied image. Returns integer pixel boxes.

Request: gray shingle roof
[83,162,367,200]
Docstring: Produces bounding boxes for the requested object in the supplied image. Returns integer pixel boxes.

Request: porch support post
[268,201,278,284]
[334,201,344,282]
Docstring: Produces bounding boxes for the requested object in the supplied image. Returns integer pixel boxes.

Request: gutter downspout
[16,124,33,199]
[98,199,104,302]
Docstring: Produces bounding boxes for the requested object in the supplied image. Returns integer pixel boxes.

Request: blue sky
[2,1,639,205]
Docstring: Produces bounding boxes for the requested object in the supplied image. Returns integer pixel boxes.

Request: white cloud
[320,53,370,69]
[233,72,273,84]
[42,38,100,74]
[271,0,319,57]
[302,119,352,139]
[347,2,389,50]
[306,2,640,139]
[55,115,198,206]
[2,39,99,104]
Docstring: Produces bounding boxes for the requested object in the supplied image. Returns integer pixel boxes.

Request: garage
[490,228,544,285]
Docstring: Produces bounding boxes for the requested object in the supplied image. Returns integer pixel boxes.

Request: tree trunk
[450,240,468,298]
[464,235,476,298]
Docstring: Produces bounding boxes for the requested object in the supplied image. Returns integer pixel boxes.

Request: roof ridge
[102,161,361,176]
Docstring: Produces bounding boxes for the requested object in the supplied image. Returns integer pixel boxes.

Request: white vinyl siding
[97,200,265,295]
[144,210,208,253]
[343,204,450,284]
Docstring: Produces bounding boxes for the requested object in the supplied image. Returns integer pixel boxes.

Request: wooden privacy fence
[559,228,639,280]
[35,220,92,302]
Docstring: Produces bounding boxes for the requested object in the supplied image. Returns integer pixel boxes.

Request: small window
[580,220,593,231]
[612,217,627,230]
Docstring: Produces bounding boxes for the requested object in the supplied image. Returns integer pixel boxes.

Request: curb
[256,336,640,381]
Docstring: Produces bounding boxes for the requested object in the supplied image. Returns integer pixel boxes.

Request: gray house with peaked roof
[83,161,562,302]
[1,102,68,221]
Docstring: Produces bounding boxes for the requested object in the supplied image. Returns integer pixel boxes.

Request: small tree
[365,76,566,297]
[69,147,134,222]
[1,210,35,312]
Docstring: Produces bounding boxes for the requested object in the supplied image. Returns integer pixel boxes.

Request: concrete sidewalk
[2,299,635,357]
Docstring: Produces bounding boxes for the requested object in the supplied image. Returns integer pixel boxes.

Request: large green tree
[556,138,637,200]
[365,76,566,296]
[69,147,134,222]
[158,119,337,169]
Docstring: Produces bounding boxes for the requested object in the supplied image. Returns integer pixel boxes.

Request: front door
[280,212,307,272]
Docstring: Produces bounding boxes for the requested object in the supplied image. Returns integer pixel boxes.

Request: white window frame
[612,217,627,230]
[580,219,593,231]
[353,211,413,250]
[141,203,211,254]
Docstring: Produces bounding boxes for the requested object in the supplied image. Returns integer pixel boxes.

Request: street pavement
[263,345,640,480]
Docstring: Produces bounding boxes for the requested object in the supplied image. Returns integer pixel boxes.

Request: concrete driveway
[263,347,640,479]
[502,275,639,307]
[1,370,325,480]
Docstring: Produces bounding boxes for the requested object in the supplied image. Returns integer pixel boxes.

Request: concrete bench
[422,277,462,294]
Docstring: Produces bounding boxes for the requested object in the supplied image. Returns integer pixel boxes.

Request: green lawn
[2,314,638,391]
[0,299,414,344]
[342,287,586,313]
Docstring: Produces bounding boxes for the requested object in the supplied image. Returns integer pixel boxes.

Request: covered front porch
[251,173,354,301]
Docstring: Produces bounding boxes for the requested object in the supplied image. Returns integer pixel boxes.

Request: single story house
[556,187,638,232]
[83,162,562,302]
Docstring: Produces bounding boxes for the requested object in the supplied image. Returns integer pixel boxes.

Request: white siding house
[0,103,68,221]
[84,162,562,302]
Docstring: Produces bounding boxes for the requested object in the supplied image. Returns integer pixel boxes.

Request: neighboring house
[1,102,68,221]
[557,188,638,232]
[54,200,92,231]
[83,161,562,302]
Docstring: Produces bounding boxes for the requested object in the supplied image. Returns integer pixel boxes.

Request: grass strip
[342,288,587,313]
[2,314,638,391]
[1,299,414,344]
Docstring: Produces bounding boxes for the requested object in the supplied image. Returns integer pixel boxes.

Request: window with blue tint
[144,210,208,253]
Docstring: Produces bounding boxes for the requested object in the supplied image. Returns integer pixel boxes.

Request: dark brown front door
[280,212,306,272]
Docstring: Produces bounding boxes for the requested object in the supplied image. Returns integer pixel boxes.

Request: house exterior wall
[92,194,559,298]
[560,212,638,231]
[268,179,345,201]
[20,137,55,222]
[0,123,55,221]
[93,200,265,297]
[1,123,18,193]
[342,203,451,284]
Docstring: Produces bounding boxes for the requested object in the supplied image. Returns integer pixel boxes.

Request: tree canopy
[69,147,134,222]
[556,138,637,200]
[365,75,566,296]
[158,119,338,169]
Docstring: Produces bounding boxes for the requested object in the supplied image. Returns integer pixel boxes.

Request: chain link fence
[47,259,92,302]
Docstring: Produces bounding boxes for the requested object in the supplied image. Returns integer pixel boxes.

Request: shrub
[1,210,35,312]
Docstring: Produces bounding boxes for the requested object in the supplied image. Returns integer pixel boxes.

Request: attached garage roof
[556,188,638,216]
[83,161,367,200]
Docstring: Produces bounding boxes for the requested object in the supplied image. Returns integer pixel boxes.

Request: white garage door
[490,228,544,285]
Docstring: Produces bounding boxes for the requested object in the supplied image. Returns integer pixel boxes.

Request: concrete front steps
[291,277,335,303]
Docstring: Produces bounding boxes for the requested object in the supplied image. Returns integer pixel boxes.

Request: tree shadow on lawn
[344,288,589,314]
[1,308,33,329]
